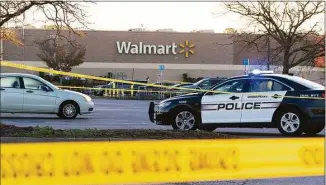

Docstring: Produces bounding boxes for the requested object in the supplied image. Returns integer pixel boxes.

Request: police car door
[241,78,291,123]
[201,79,249,123]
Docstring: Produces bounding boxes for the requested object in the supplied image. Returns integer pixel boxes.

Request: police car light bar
[250,69,274,75]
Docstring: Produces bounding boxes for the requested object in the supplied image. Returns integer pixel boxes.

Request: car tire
[275,108,304,137]
[57,101,79,119]
[304,124,325,136]
[199,127,216,132]
[171,107,197,131]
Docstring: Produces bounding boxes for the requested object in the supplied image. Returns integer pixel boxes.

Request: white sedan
[0,73,94,119]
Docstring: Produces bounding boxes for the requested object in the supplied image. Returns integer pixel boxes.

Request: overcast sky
[13,2,324,33]
[85,2,246,32]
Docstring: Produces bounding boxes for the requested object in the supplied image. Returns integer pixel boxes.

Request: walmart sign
[116,41,178,55]
[116,40,195,58]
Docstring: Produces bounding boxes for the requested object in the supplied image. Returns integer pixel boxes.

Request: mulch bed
[0,124,238,139]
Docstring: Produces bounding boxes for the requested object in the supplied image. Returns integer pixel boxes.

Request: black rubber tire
[57,101,79,119]
[275,108,305,137]
[304,124,325,136]
[172,123,179,130]
[171,107,197,131]
[199,126,217,132]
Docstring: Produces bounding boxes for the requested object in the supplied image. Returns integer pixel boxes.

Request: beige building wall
[3,29,234,64]
[1,29,324,84]
[2,64,324,85]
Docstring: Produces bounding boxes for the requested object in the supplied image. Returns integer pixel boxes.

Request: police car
[148,70,325,136]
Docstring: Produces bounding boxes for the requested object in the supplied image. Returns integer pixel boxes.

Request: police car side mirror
[205,91,215,95]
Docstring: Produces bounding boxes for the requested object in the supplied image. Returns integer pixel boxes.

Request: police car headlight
[159,101,171,108]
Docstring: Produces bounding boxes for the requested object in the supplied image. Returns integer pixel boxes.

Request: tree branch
[0,1,92,46]
[221,2,325,73]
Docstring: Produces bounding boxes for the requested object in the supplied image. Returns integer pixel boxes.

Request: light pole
[22,12,25,71]
[0,28,3,61]
[267,35,270,70]
[0,17,4,61]
[267,3,271,70]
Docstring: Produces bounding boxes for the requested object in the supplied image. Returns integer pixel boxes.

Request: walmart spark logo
[179,40,195,58]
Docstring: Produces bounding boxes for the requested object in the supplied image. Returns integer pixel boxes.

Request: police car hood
[162,92,203,102]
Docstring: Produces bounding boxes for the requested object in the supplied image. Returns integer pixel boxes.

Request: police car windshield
[193,79,207,86]
[289,76,324,90]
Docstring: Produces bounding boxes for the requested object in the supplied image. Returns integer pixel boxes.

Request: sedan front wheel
[58,102,79,119]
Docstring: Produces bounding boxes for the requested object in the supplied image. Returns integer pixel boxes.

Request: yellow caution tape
[1,61,325,100]
[57,86,191,94]
[0,138,324,185]
[0,61,198,91]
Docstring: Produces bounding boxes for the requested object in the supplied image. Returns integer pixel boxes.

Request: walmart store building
[1,29,324,84]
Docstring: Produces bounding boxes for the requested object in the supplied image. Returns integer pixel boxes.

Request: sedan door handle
[272,94,281,99]
[230,95,240,100]
[26,90,34,93]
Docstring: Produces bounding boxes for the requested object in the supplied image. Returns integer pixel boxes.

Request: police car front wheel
[276,109,304,136]
[172,108,197,130]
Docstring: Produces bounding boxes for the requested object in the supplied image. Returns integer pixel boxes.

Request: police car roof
[227,73,324,90]
[228,73,296,79]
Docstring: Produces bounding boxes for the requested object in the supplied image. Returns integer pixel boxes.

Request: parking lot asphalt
[1,98,324,185]
[0,98,325,138]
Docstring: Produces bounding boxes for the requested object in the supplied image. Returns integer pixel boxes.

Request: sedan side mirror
[41,85,51,92]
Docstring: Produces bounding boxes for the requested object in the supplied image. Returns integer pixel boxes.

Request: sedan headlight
[159,101,171,108]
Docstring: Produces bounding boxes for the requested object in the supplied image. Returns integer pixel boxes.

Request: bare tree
[35,39,86,84]
[222,2,325,74]
[0,1,92,46]
[36,39,86,71]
